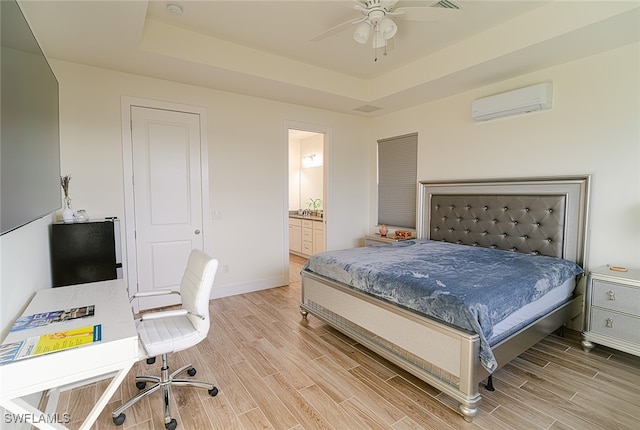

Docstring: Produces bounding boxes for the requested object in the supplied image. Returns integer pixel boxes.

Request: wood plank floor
[57,254,640,429]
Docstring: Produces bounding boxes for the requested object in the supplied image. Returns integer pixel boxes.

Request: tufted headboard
[417,176,590,266]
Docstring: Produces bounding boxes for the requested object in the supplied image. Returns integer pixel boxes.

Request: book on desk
[10,305,95,332]
[0,324,102,364]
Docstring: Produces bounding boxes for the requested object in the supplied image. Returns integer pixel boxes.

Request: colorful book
[0,324,102,364]
[10,305,95,332]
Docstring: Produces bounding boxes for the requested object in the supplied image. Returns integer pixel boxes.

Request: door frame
[284,120,332,264]
[121,97,211,296]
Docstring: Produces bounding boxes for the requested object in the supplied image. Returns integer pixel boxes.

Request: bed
[299,176,590,421]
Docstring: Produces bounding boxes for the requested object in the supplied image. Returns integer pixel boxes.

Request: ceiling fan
[312,0,462,57]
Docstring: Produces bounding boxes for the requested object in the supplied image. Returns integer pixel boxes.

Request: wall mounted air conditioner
[471,82,553,121]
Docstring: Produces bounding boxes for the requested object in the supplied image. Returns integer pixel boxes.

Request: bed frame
[300,176,590,421]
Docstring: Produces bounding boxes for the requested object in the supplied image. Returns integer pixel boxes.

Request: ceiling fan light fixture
[353,22,371,44]
[378,17,397,40]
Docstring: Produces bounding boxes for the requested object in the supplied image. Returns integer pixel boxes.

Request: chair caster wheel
[113,413,126,426]
[187,367,196,377]
[165,418,177,430]
[209,386,219,396]
[136,381,147,390]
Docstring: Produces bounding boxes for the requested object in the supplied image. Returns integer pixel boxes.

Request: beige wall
[45,59,369,299]
[0,217,53,339]
[368,42,640,270]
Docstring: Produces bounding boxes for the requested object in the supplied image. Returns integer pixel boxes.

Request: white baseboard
[211,275,288,299]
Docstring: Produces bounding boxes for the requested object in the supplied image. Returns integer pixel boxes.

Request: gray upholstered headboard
[417,176,590,266]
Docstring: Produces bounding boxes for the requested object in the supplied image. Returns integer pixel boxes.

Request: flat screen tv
[1,0,61,235]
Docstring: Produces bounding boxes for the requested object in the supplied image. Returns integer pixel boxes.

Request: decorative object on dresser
[393,230,412,239]
[60,174,74,223]
[378,224,388,237]
[74,209,89,222]
[581,265,640,357]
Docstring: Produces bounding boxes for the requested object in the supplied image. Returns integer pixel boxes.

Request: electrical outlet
[223,264,230,273]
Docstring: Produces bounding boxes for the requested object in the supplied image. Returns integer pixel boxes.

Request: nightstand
[581,265,640,357]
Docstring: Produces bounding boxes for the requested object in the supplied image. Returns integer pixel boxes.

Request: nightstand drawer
[592,280,640,315]
[589,308,640,344]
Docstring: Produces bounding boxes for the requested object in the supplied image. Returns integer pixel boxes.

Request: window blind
[377,133,417,228]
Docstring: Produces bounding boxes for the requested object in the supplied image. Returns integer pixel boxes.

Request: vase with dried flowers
[60,174,74,223]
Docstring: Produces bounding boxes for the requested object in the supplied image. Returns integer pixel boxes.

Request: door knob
[194,229,201,235]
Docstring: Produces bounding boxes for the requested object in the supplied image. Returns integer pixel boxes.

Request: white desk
[0,279,138,429]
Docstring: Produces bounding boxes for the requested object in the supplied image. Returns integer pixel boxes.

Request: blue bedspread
[303,239,583,372]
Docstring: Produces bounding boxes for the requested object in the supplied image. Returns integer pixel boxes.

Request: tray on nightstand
[364,234,412,246]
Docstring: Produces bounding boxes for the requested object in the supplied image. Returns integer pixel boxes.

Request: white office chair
[112,250,219,430]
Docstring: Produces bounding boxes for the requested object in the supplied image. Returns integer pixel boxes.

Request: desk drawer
[592,280,640,315]
[589,307,640,344]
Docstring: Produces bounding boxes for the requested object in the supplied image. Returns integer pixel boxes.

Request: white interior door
[131,106,203,309]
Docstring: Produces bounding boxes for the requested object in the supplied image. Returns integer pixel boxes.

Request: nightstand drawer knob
[607,290,616,301]
[605,318,614,328]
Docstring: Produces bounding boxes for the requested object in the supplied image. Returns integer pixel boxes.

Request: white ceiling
[144,0,546,78]
[19,0,640,117]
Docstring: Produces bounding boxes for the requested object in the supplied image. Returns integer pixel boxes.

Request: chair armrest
[130,289,180,301]
[139,309,188,321]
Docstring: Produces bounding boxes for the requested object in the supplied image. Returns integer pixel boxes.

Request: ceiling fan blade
[395,6,462,22]
[310,17,365,42]
[381,0,399,9]
[353,0,367,13]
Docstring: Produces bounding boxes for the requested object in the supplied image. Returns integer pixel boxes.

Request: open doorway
[287,129,325,272]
